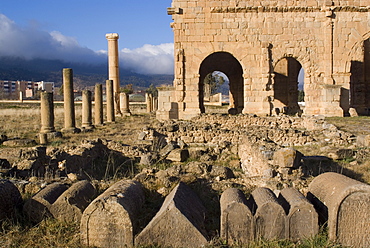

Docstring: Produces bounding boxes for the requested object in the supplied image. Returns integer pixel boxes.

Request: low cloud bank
[0,14,174,75]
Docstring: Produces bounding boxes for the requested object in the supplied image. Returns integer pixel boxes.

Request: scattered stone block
[23,182,68,223]
[0,179,22,221]
[357,135,370,147]
[220,188,255,245]
[273,148,302,169]
[166,148,189,162]
[252,187,286,240]
[308,172,370,248]
[135,182,208,248]
[278,188,318,241]
[2,139,37,147]
[80,180,144,248]
[349,108,359,117]
[50,180,96,222]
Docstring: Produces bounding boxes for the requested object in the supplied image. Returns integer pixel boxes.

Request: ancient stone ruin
[81,180,144,248]
[308,172,370,248]
[158,0,370,119]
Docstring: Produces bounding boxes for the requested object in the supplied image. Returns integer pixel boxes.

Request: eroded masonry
[157,0,370,120]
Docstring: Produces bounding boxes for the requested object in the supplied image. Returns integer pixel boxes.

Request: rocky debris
[50,180,96,223]
[23,182,68,223]
[308,172,370,248]
[135,182,208,248]
[80,180,144,248]
[0,179,22,221]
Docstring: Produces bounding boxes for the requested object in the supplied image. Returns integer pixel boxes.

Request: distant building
[0,80,54,99]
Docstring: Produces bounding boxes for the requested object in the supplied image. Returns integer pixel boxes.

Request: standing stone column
[62,68,79,133]
[40,92,56,134]
[82,90,94,130]
[106,33,121,115]
[120,92,131,116]
[94,83,103,126]
[106,80,115,123]
[146,93,153,113]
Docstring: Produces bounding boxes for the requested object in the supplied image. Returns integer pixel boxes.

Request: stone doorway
[199,52,243,114]
[273,57,302,115]
[350,38,370,116]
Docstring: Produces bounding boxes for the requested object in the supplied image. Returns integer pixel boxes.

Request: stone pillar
[94,83,103,126]
[62,68,79,133]
[82,90,94,130]
[146,93,153,113]
[106,80,115,123]
[40,92,56,134]
[120,92,131,116]
[106,33,121,115]
[153,96,158,111]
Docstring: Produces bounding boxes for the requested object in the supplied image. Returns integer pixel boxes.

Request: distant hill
[0,56,174,90]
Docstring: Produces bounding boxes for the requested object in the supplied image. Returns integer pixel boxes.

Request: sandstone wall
[166,0,370,119]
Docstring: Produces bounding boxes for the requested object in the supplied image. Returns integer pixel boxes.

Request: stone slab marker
[106,79,115,123]
[40,91,56,134]
[252,187,286,240]
[278,188,318,241]
[0,179,22,221]
[94,83,103,125]
[82,90,94,130]
[80,180,144,248]
[220,188,255,245]
[308,172,370,248]
[23,182,68,223]
[135,182,208,248]
[62,68,79,133]
[106,33,121,115]
[50,180,96,223]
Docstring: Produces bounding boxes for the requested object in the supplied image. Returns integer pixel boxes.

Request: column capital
[106,33,119,40]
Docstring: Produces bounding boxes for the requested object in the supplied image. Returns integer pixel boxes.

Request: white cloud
[0,13,174,75]
[120,43,174,74]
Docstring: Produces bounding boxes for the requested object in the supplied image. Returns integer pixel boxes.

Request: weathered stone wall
[165,0,370,119]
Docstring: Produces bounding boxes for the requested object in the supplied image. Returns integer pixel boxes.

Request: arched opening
[199,52,243,114]
[202,71,229,108]
[273,57,303,115]
[350,38,370,115]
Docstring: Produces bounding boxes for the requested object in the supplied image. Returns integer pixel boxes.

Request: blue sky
[0,0,175,74]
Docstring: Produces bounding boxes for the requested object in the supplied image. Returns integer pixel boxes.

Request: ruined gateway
[157,0,370,120]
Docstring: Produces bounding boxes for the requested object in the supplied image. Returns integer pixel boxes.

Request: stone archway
[273,57,302,115]
[350,38,370,115]
[199,52,243,114]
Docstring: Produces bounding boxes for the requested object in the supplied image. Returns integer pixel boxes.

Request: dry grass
[0,218,83,248]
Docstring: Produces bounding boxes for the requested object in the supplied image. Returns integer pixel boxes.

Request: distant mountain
[0,56,174,90]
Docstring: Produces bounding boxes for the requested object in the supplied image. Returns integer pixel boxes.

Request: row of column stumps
[145,93,158,113]
[39,71,116,144]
